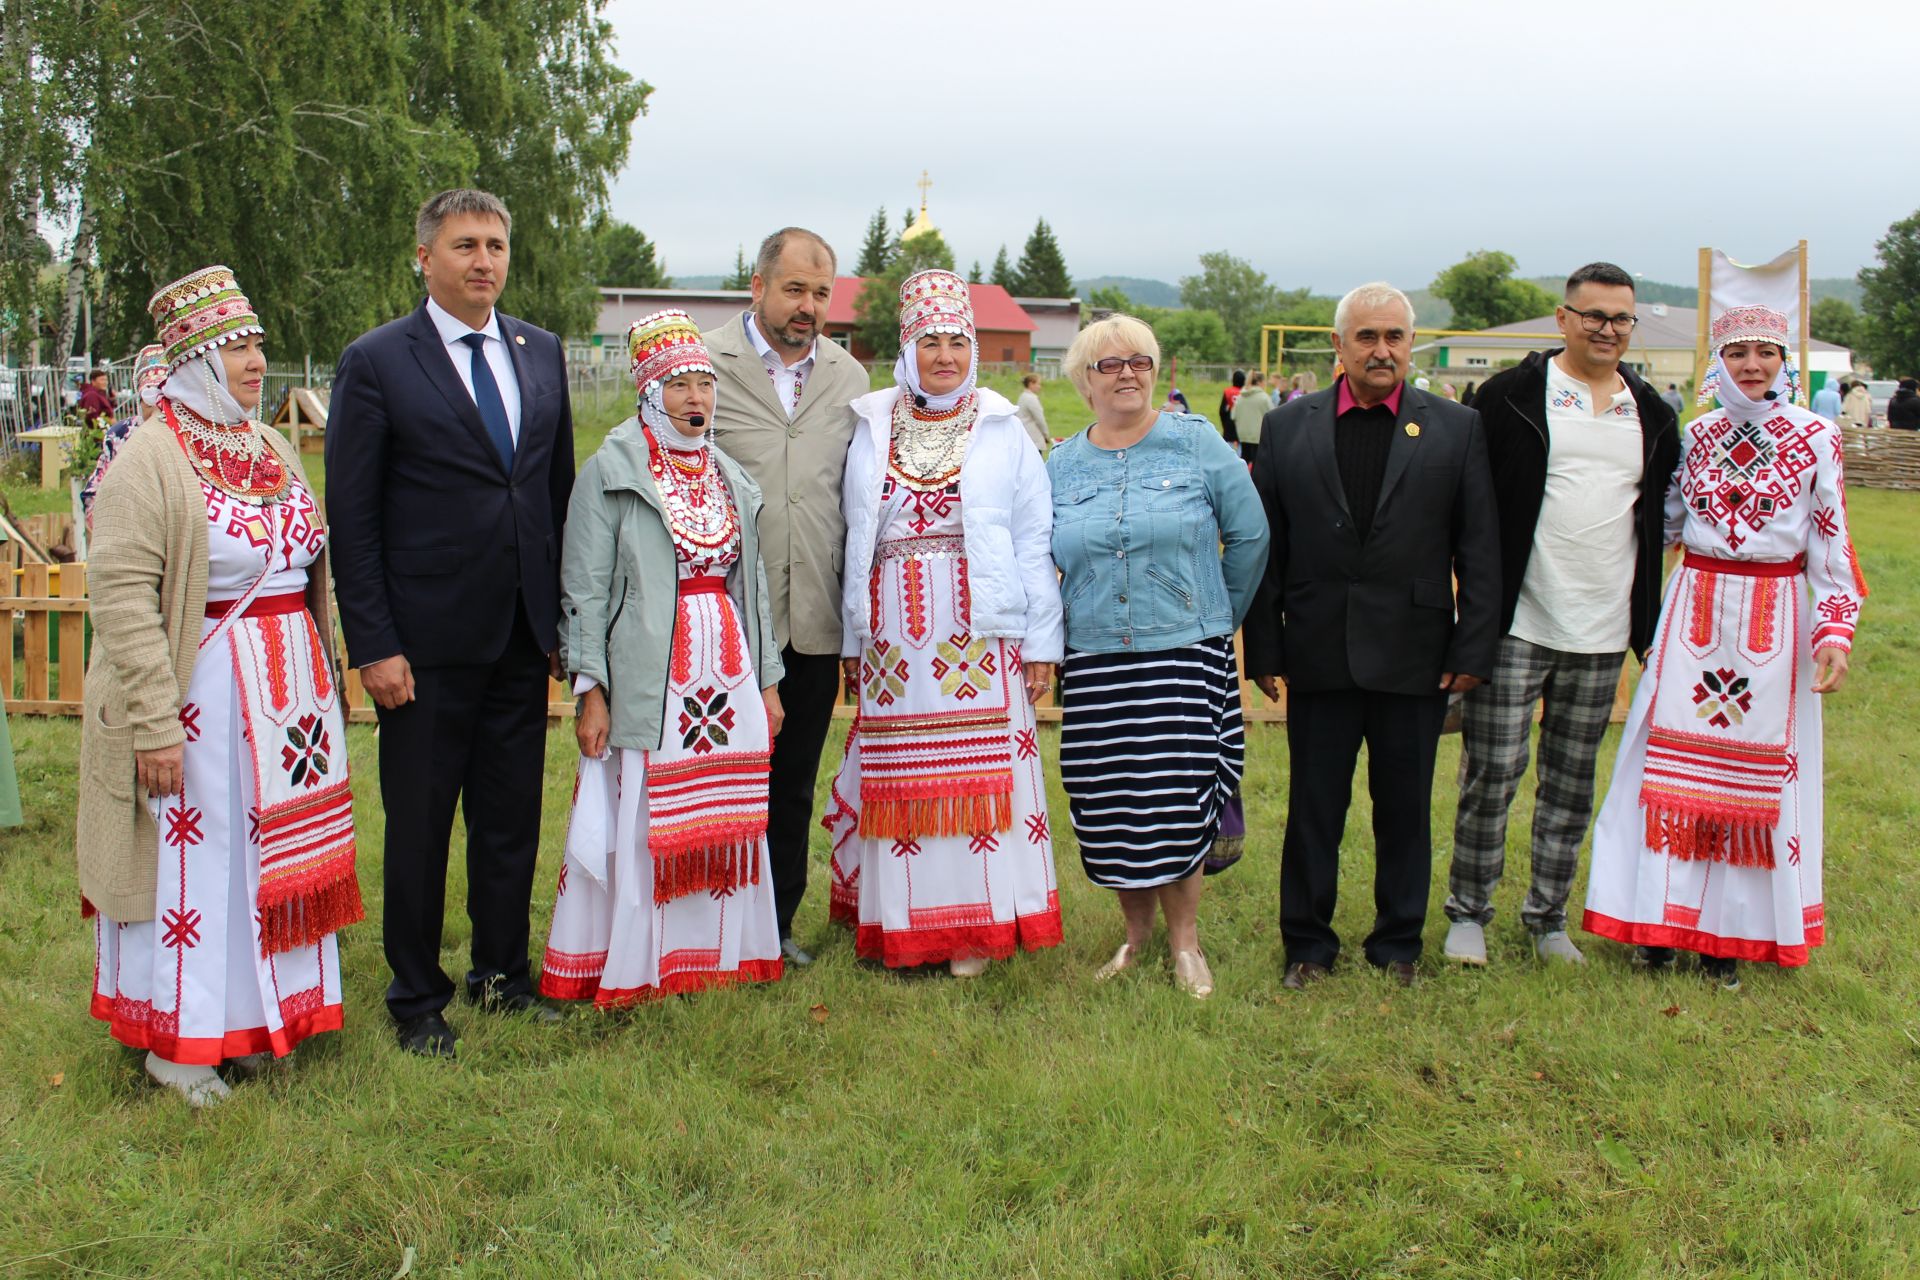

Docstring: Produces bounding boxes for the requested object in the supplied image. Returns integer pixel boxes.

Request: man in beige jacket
[704,227,869,964]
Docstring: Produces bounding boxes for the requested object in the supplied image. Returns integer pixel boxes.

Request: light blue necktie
[459,332,515,471]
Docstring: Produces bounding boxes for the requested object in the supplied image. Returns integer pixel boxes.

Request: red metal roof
[824,277,1035,332]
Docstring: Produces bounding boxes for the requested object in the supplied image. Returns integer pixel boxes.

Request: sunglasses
[1090,355,1155,375]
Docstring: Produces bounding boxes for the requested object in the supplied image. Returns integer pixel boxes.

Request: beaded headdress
[1698,304,1800,406]
[147,266,263,371]
[132,343,169,405]
[629,310,714,393]
[898,269,975,349]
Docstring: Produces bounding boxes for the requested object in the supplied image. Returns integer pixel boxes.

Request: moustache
[1365,360,1396,370]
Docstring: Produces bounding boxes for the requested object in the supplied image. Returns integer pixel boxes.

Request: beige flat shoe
[1094,943,1139,982]
[948,955,989,978]
[1172,949,1214,999]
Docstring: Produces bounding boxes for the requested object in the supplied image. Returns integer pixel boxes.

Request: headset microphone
[686,412,707,427]
[1763,390,1778,401]
[912,394,928,409]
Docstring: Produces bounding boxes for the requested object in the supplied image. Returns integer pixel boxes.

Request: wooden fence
[1842,426,1920,490]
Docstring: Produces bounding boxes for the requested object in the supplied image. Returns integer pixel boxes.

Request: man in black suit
[1243,282,1499,989]
[327,188,574,1056]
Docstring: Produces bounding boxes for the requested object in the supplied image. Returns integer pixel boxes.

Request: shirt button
[787,426,799,438]
[1121,636,1131,645]
[1161,479,1171,487]
[1118,594,1127,603]
[1116,450,1126,460]
[1115,550,1125,559]
[789,492,799,503]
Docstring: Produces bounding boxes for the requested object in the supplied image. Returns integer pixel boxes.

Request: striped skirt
[1058,636,1244,890]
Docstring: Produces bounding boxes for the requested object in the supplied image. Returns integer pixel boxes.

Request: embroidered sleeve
[1805,421,1865,653]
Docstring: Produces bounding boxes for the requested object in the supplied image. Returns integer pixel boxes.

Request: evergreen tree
[1858,210,1920,374]
[722,246,752,290]
[1011,218,1071,297]
[589,218,668,287]
[968,260,982,284]
[989,246,1015,290]
[856,206,892,276]
[853,231,958,359]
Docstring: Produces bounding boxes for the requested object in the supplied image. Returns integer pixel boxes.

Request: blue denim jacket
[1047,412,1270,655]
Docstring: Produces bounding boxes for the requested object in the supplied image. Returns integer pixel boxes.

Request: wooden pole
[1797,238,1811,406]
[1694,247,1713,395]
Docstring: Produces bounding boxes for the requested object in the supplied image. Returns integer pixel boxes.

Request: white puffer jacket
[840,385,1064,663]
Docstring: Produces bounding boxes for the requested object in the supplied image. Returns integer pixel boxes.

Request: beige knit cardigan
[76,421,339,922]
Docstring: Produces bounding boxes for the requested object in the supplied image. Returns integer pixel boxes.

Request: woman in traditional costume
[1047,315,1268,999]
[81,344,168,531]
[1583,304,1865,991]
[78,267,360,1105]
[539,312,786,1004]
[824,269,1064,976]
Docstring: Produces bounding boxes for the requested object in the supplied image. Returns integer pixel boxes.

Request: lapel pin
[1405,422,1421,437]
[514,334,526,346]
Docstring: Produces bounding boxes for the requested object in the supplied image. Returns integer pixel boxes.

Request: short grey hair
[1333,282,1415,337]
[755,227,837,281]
[416,188,512,249]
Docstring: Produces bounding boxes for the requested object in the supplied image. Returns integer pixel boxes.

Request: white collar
[744,311,816,369]
[427,295,502,346]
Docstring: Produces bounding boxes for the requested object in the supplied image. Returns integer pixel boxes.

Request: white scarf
[891,335,979,413]
[1699,349,1800,414]
[158,352,250,425]
[639,378,718,454]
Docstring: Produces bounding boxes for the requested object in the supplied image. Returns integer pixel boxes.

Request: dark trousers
[1280,686,1447,968]
[767,646,843,938]
[378,607,549,1022]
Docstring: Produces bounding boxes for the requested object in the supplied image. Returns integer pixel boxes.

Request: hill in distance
[1072,276,1183,308]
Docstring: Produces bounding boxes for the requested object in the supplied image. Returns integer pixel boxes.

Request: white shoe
[145,1052,231,1108]
[1443,920,1488,966]
[948,955,989,978]
[1172,950,1214,999]
[1534,931,1586,965]
[1094,943,1140,982]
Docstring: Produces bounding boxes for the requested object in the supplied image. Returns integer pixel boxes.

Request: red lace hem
[90,992,343,1065]
[1581,909,1822,967]
[853,901,1063,968]
[539,958,784,1005]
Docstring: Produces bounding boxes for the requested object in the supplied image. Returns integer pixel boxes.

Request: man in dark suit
[1243,282,1499,989]
[327,188,574,1056]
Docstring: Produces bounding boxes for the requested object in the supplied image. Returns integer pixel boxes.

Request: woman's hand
[1812,645,1850,694]
[575,685,610,758]
[763,685,785,739]
[135,744,184,797]
[841,657,860,692]
[1022,661,1056,705]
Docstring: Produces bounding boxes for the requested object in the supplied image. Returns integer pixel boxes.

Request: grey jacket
[702,312,870,656]
[558,419,784,752]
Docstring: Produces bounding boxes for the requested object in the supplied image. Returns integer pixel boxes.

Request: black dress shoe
[396,1012,458,1058]
[1282,961,1331,990]
[1379,960,1418,988]
[472,988,563,1023]
[1634,945,1678,971]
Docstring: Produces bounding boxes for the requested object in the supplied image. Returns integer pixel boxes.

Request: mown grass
[1,487,1916,1274]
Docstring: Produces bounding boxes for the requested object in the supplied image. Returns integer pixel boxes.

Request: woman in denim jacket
[1048,316,1269,998]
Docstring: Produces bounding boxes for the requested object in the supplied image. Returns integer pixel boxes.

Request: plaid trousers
[1445,634,1625,933]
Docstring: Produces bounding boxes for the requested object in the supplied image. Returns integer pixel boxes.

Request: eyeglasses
[1090,355,1155,375]
[1563,306,1638,334]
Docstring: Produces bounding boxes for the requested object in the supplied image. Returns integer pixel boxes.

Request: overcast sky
[602,0,1920,294]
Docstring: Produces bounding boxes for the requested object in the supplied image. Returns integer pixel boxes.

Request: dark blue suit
[327,301,574,1020]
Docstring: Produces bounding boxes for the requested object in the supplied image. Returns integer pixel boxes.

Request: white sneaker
[1534,931,1586,965]
[948,955,989,978]
[145,1052,231,1108]
[1443,920,1488,966]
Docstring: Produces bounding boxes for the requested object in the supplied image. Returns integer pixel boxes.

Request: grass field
[2,417,1917,1275]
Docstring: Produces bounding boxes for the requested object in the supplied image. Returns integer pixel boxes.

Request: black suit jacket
[1242,383,1500,695]
[326,301,575,670]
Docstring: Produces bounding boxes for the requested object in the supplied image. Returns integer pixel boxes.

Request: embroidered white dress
[540,498,782,1004]
[824,470,1062,967]
[91,477,348,1063]
[1583,404,1864,965]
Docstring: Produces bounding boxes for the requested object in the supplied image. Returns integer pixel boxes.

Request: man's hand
[1254,674,1282,701]
[575,685,610,758]
[135,744,184,797]
[1440,672,1483,694]
[1812,645,1850,694]
[763,685,785,739]
[548,650,564,683]
[360,654,415,709]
